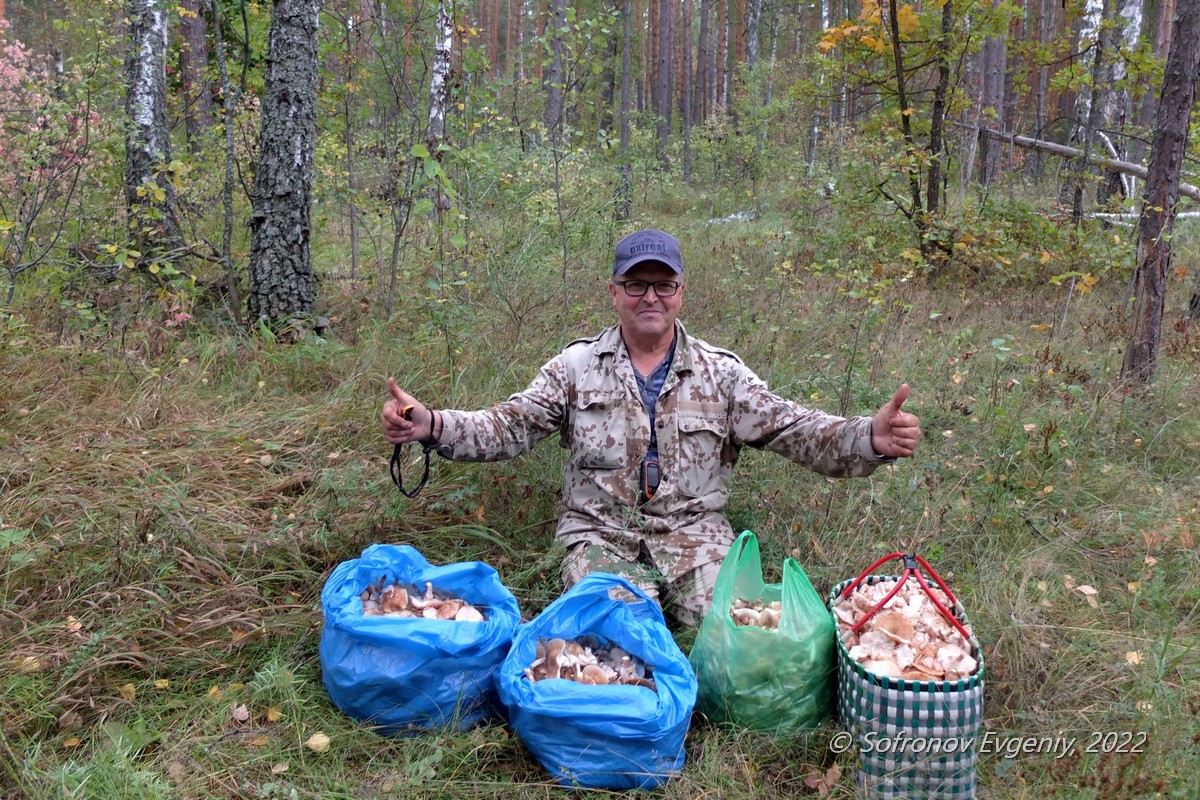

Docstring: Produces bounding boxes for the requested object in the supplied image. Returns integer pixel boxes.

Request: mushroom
[875,611,915,645]
[436,599,465,620]
[731,607,761,627]
[758,607,780,630]
[379,585,409,614]
[580,664,610,685]
[455,605,485,622]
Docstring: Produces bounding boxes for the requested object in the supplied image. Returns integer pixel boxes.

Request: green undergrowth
[3,189,1200,799]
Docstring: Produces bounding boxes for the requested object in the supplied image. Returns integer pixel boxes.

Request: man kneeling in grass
[382,229,922,626]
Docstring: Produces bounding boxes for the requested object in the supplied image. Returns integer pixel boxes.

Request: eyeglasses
[616,280,682,298]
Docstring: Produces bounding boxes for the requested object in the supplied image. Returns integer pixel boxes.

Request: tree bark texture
[655,0,673,161]
[1123,0,1200,380]
[976,1,1006,188]
[746,0,761,69]
[974,126,1200,202]
[428,0,453,147]
[927,0,952,217]
[125,0,182,246]
[683,0,693,182]
[617,0,632,220]
[247,0,323,324]
[696,0,710,122]
[180,0,214,152]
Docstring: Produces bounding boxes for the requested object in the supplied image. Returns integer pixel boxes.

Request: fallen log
[972,126,1200,203]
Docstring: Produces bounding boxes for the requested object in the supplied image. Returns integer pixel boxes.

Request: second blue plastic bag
[320,543,521,732]
[496,573,697,790]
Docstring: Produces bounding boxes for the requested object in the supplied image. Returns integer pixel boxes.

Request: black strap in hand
[390,441,433,498]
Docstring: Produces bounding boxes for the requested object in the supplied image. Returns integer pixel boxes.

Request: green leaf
[412,198,435,217]
[450,233,467,250]
[411,143,431,158]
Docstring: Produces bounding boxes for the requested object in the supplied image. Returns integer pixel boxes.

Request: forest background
[1,0,1199,796]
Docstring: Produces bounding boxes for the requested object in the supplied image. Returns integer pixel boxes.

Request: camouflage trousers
[560,540,724,628]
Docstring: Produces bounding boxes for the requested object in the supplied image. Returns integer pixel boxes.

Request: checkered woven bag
[830,573,984,800]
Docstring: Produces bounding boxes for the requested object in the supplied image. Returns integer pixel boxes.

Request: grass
[2,171,1200,799]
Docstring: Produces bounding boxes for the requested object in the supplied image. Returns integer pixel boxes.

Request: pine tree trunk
[696,0,710,122]
[1123,0,1200,380]
[180,0,214,153]
[617,0,633,221]
[126,0,182,248]
[976,2,1006,188]
[247,0,323,325]
[655,0,672,163]
[683,0,693,182]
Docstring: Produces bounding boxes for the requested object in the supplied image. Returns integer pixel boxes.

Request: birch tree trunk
[125,0,182,248]
[247,0,323,325]
[428,0,453,148]
[1098,0,1144,203]
[1123,0,1200,380]
[1062,0,1110,218]
[746,0,761,69]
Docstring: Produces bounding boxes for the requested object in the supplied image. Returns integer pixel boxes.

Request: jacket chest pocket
[676,413,729,496]
[570,397,629,469]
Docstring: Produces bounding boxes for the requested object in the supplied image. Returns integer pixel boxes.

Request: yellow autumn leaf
[305,732,331,752]
[208,684,224,700]
[66,616,82,632]
[1039,250,1053,264]
[1125,651,1142,665]
[247,735,271,747]
[1030,323,1052,331]
[119,683,136,701]
[267,706,284,723]
[64,737,82,748]
[154,679,170,689]
[897,4,919,35]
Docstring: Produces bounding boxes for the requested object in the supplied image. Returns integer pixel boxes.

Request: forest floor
[3,195,1199,799]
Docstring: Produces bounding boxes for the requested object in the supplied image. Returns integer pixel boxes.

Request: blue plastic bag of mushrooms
[319,544,521,732]
[496,573,697,790]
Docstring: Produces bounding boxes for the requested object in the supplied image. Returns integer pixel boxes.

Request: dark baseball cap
[612,229,684,276]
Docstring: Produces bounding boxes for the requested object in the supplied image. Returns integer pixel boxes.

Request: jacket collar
[596,321,694,375]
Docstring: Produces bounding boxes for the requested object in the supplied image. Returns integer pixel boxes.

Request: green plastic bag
[689,530,836,732]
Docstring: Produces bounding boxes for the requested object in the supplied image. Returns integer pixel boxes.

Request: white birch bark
[427,0,453,147]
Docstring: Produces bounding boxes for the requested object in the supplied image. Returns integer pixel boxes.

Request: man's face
[609,261,684,343]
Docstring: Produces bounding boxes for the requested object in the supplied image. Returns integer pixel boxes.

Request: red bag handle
[838,552,972,642]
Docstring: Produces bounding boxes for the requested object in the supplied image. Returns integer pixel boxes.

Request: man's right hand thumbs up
[381,377,434,444]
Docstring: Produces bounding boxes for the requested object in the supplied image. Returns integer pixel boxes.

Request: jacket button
[657,419,665,428]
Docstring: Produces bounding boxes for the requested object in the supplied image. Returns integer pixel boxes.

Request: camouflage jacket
[435,322,889,569]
